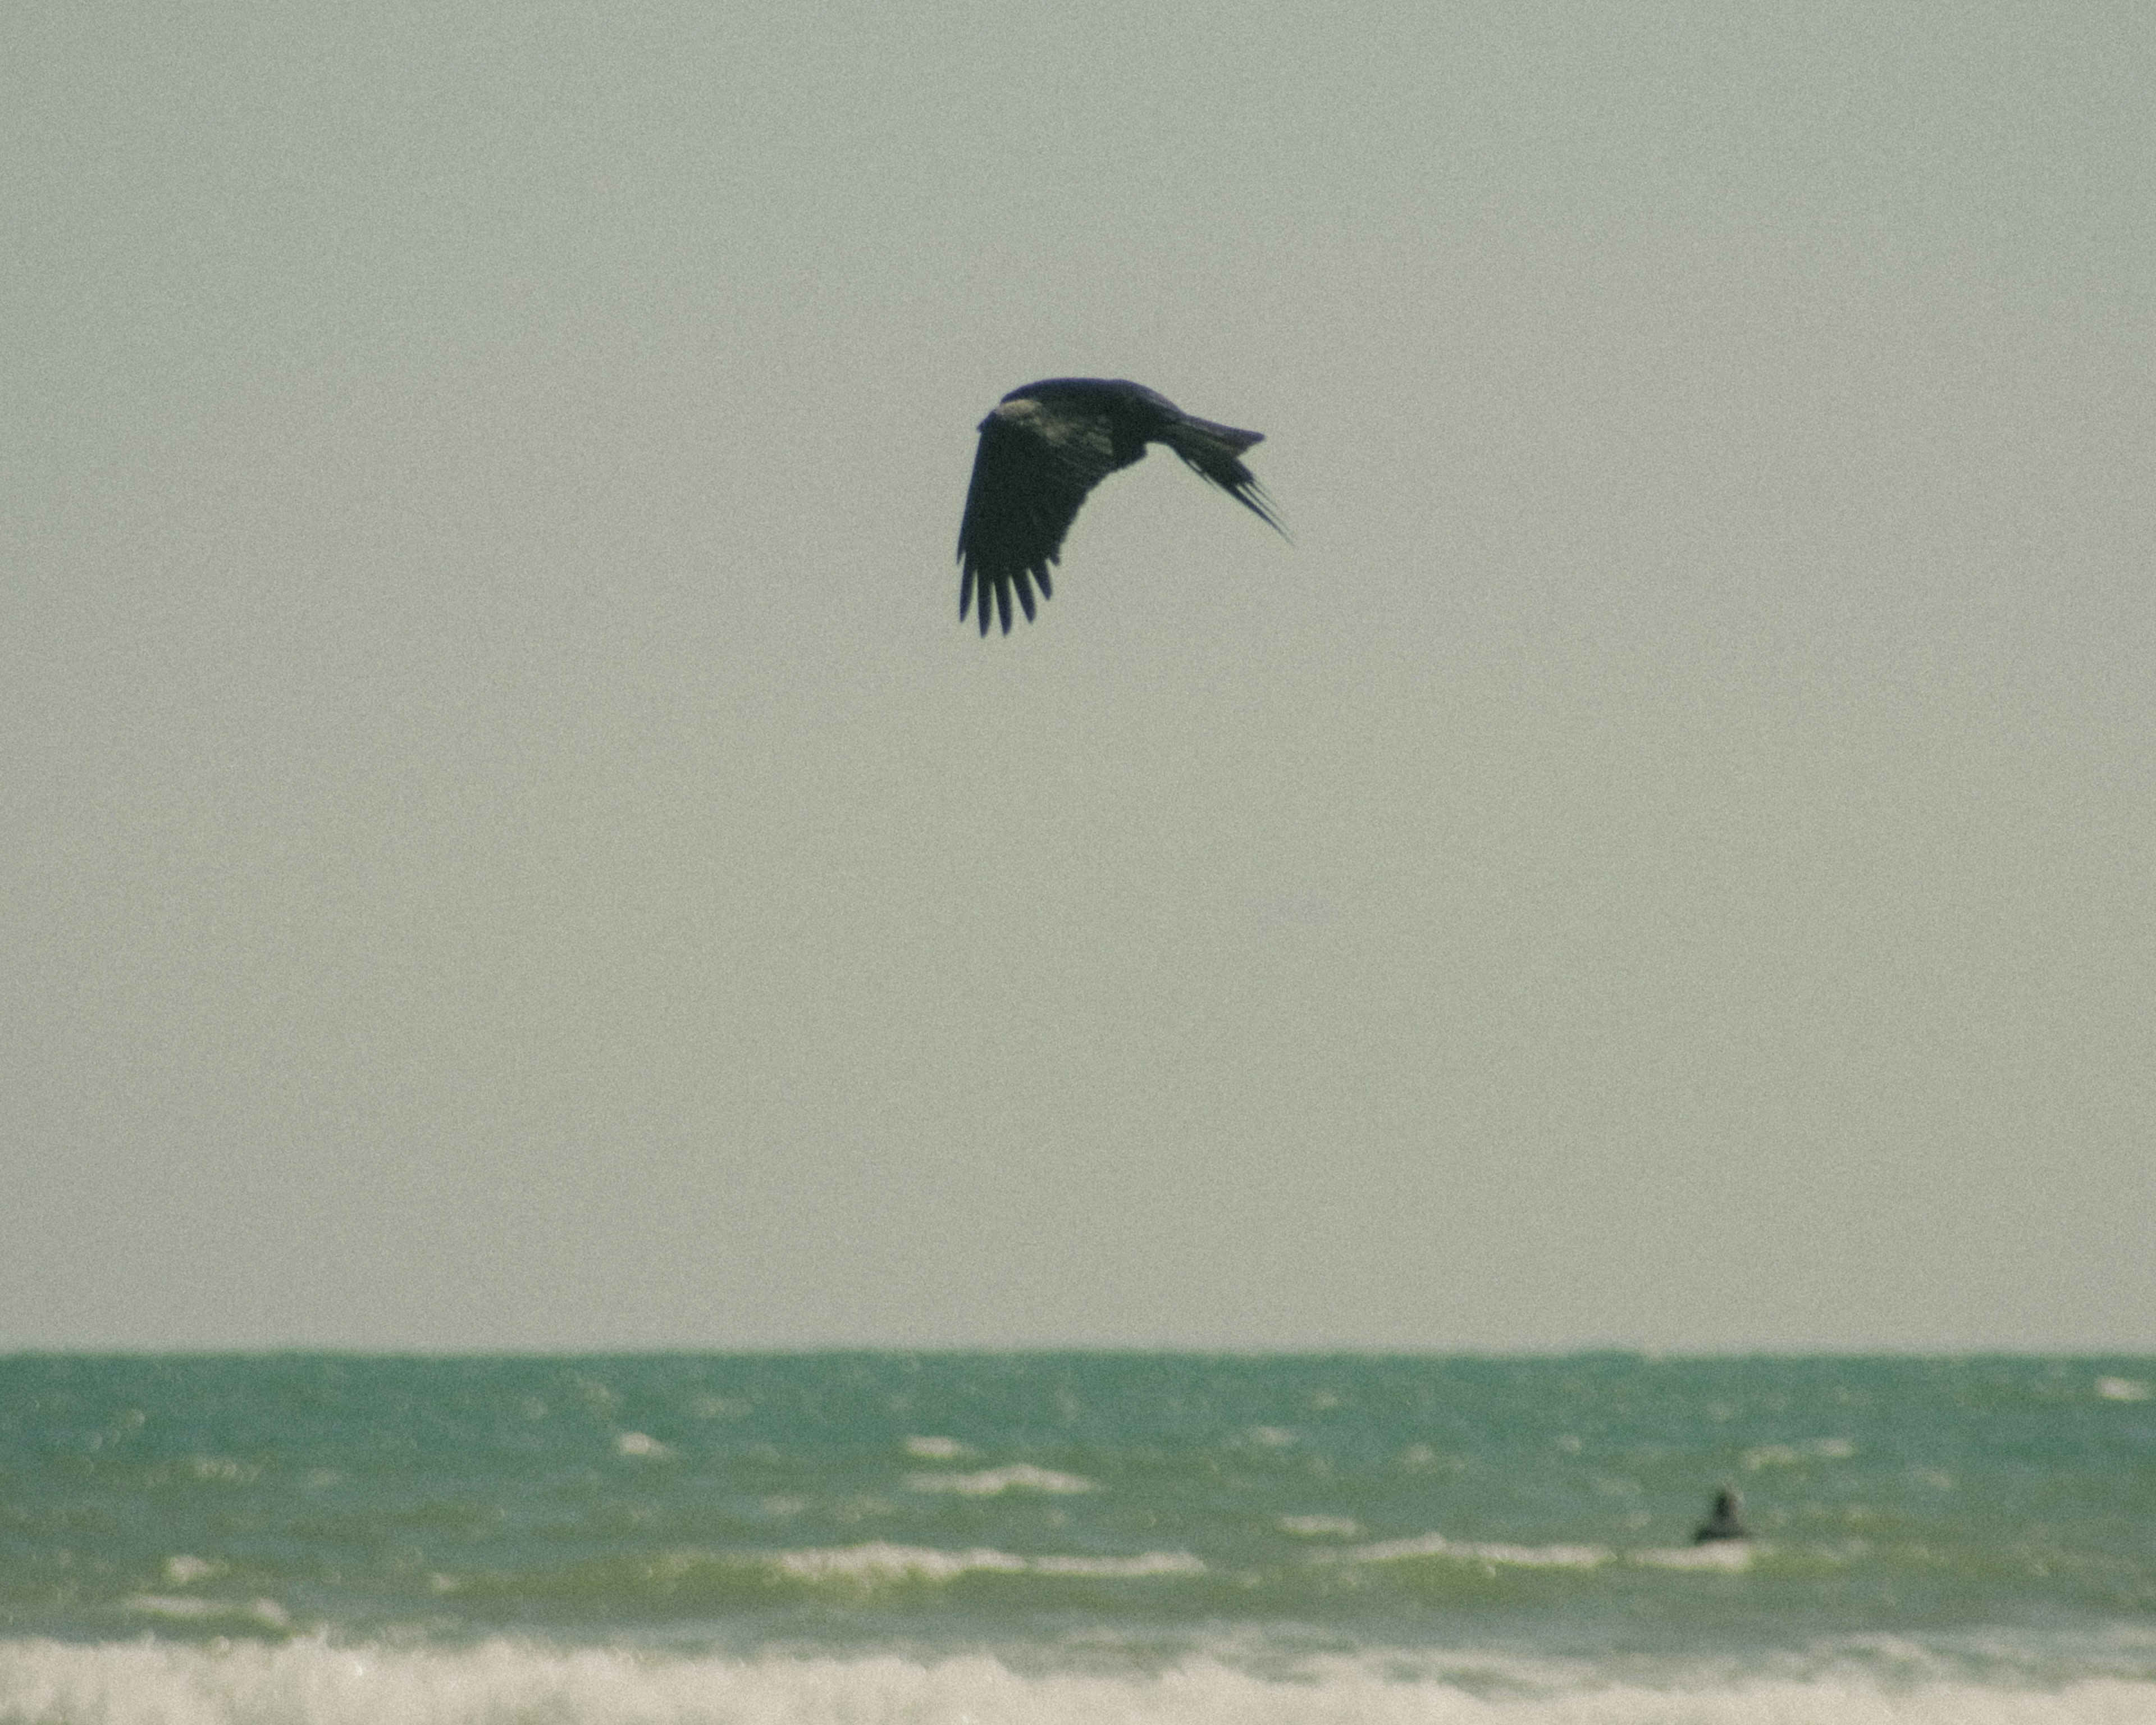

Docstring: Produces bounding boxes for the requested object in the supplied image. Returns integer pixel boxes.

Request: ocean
[2,1353,2151,1723]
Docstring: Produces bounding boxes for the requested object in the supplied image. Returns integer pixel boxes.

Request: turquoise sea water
[3,1354,2152,1722]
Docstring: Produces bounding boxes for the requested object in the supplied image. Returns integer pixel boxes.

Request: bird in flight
[956,378,1285,634]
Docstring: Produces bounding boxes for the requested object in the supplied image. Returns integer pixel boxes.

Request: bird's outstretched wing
[956,399,1134,635]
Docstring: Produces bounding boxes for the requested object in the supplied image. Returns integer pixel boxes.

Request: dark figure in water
[956,378,1286,634]
[1694,1487,1750,1543]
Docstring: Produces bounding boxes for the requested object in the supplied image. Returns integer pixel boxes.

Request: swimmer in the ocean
[1693,1487,1749,1543]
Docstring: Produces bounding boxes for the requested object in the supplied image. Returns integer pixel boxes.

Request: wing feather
[956,401,1129,634]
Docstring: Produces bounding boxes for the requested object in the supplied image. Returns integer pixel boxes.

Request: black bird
[1693,1488,1750,1544]
[956,378,1284,635]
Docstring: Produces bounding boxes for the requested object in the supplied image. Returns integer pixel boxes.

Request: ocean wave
[120,1595,292,1628]
[1332,1533,1757,1574]
[1342,1532,1613,1569]
[4,1639,2153,1725]
[1028,1552,1208,1578]
[772,1543,1026,1582]
[1278,1515,1362,1537]
[902,1464,1095,1496]
[1628,1543,1755,1571]
[161,1556,222,1585]
[1743,1438,1857,1470]
[769,1541,1202,1584]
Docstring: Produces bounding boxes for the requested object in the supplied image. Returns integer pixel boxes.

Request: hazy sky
[6,2,2151,1351]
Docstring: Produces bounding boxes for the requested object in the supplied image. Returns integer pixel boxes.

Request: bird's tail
[1158,417,1289,539]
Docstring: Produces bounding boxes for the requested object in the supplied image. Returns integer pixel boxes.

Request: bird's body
[1694,1489,1750,1544]
[956,378,1283,633]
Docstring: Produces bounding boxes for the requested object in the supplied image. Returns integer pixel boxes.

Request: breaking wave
[3,1637,2153,1725]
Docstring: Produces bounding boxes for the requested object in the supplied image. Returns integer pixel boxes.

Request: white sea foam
[182,1457,255,1482]
[2095,1377,2150,1402]
[902,1435,972,1459]
[1029,1552,1207,1578]
[773,1543,1027,1582]
[1331,1531,1755,1573]
[1629,1543,1755,1571]
[769,1541,1202,1583]
[162,1555,222,1585]
[121,1595,291,1628]
[4,1640,2153,1725]
[903,1464,1094,1495]
[1744,1438,1856,1470]
[1280,1515,1362,1537]
[614,1431,671,1458]
[1342,1532,1613,1569]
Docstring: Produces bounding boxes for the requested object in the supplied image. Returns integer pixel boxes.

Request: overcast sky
[5,2,2151,1351]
